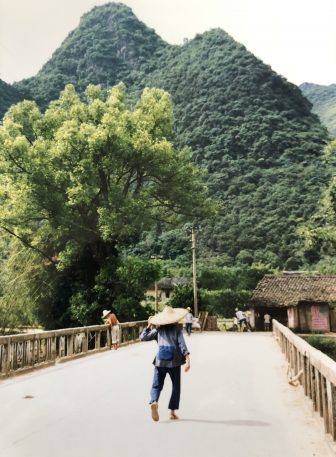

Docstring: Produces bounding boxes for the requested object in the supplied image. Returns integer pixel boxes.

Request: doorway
[254,307,288,331]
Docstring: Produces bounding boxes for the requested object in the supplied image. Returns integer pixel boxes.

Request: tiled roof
[157,277,192,289]
[250,273,336,307]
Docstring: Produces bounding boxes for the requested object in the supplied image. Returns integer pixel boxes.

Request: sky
[0,0,335,86]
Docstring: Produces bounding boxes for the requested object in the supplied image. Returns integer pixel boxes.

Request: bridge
[0,322,335,457]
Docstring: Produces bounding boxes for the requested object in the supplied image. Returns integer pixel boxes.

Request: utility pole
[151,255,162,313]
[191,227,198,317]
[154,280,158,313]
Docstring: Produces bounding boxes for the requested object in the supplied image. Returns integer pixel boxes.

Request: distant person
[185,307,193,336]
[102,309,120,349]
[140,306,190,422]
[235,307,249,331]
[255,312,262,331]
[264,313,271,331]
[245,309,253,331]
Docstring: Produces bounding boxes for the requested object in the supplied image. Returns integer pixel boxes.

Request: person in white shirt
[235,307,253,331]
[185,307,193,336]
[235,308,247,331]
[264,313,271,331]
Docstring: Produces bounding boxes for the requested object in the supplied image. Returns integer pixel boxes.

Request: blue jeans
[186,323,192,335]
[150,366,181,410]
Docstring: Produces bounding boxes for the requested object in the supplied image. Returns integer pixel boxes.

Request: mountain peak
[14,2,167,108]
[79,2,139,28]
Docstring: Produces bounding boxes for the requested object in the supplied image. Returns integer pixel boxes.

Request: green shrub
[303,336,336,361]
[199,288,251,318]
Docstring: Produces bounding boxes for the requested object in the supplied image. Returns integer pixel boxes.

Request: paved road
[0,332,334,457]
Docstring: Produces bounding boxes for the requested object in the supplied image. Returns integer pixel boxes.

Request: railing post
[84,329,89,353]
[6,338,11,375]
[95,331,100,350]
[322,376,329,432]
[311,363,316,409]
[106,327,111,348]
[315,368,322,415]
[303,355,308,396]
[52,335,57,362]
[67,334,74,357]
[36,335,41,363]
[326,381,336,440]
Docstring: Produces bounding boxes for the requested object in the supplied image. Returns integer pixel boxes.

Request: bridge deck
[0,332,334,457]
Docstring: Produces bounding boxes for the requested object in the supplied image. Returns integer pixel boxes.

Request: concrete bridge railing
[273,319,336,441]
[0,320,147,379]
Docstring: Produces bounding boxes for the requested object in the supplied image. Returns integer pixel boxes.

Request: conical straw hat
[149,306,188,326]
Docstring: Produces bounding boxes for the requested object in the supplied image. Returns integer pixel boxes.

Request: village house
[249,272,336,332]
[146,277,192,303]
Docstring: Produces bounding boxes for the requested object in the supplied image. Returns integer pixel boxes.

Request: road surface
[0,332,334,457]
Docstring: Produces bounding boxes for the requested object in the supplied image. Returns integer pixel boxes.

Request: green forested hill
[5,3,331,268]
[0,79,27,119]
[129,30,330,268]
[300,82,336,138]
[14,3,167,110]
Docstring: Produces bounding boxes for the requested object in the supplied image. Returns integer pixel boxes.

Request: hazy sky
[0,0,335,86]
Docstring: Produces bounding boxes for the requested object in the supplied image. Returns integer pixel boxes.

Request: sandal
[151,402,159,422]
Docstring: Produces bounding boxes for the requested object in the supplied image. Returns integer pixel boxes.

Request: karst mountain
[0,3,330,268]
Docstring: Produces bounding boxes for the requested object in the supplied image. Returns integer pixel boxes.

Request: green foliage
[69,256,159,325]
[168,265,269,318]
[0,79,27,120]
[308,256,336,274]
[0,238,40,334]
[301,83,336,138]
[198,265,273,290]
[300,139,336,263]
[106,256,161,321]
[200,288,250,318]
[169,284,250,318]
[169,284,194,309]
[303,336,336,361]
[0,83,209,328]
[197,264,270,317]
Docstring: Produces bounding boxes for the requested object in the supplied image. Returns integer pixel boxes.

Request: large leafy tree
[0,84,210,327]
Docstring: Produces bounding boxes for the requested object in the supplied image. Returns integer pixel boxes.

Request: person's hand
[147,317,153,329]
[184,354,190,372]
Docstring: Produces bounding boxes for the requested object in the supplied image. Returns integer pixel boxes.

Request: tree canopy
[0,79,26,120]
[301,83,336,138]
[0,83,211,327]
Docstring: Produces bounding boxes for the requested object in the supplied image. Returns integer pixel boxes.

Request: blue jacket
[140,324,190,367]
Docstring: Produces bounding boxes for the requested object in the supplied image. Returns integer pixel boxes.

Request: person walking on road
[102,309,120,350]
[140,306,190,422]
[185,307,193,336]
